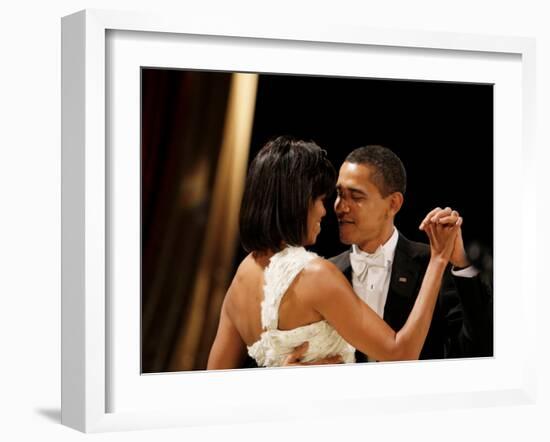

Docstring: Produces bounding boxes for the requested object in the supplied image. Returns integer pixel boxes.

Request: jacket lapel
[383,235,423,330]
[343,260,352,282]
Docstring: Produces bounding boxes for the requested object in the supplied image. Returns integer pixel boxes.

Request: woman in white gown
[207,136,461,369]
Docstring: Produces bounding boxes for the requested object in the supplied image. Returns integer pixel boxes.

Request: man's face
[334,161,395,252]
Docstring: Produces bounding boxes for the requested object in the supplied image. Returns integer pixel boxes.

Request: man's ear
[389,192,404,216]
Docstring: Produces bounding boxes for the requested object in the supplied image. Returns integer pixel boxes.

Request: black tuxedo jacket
[330,233,493,361]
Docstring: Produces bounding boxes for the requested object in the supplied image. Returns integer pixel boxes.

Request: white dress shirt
[350,228,399,320]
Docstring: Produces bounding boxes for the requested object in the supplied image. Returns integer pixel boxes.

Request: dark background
[235,74,493,267]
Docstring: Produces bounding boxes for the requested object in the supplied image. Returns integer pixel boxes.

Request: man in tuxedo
[288,145,493,364]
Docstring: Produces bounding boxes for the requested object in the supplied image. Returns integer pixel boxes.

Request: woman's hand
[419,207,462,263]
[282,342,344,366]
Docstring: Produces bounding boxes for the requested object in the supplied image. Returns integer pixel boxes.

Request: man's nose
[335,197,349,213]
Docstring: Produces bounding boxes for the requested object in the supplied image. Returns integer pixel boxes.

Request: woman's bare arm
[207,294,247,370]
[302,221,459,361]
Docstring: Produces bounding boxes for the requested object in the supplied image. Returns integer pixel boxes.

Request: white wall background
[0,1,548,440]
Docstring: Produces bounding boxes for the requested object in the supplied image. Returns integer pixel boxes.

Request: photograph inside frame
[141,68,494,374]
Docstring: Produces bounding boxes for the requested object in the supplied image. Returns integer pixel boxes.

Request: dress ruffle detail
[247,246,355,367]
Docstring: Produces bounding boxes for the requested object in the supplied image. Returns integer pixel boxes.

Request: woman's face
[305,196,327,245]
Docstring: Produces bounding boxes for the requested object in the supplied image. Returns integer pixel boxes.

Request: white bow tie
[350,248,387,281]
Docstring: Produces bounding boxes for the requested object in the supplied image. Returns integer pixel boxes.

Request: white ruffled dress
[247,246,356,367]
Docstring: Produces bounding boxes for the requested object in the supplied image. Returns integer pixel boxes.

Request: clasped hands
[419,206,469,269]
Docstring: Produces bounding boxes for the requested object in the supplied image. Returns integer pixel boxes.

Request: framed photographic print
[140,68,496,374]
[61,9,536,433]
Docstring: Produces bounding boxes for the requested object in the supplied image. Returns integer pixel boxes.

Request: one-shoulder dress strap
[261,246,317,331]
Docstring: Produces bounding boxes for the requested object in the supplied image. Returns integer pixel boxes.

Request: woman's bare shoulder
[299,257,350,299]
[232,253,261,280]
[304,256,344,277]
[225,253,264,301]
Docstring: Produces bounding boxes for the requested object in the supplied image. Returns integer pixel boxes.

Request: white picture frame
[61,8,537,433]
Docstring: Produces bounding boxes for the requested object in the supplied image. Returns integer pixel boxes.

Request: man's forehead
[337,162,373,187]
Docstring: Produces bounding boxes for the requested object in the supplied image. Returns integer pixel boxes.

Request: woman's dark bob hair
[239,135,336,253]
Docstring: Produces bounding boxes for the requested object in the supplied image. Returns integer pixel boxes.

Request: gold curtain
[141,69,258,372]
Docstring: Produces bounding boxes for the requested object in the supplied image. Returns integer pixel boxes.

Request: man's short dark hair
[345,145,406,197]
[239,135,336,253]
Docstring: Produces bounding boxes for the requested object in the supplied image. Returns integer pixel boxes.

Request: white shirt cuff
[451,265,480,278]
